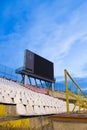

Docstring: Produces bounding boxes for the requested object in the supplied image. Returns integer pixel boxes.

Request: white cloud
[1,0,87,79]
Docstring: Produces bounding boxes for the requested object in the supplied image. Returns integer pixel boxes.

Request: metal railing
[64,69,87,113]
[0,64,21,82]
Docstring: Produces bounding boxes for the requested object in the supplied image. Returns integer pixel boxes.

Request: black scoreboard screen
[24,50,34,73]
[24,49,54,82]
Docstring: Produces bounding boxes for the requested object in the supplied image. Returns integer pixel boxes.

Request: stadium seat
[34,105,41,114]
[14,95,22,104]
[45,106,50,114]
[39,106,46,114]
[3,93,13,104]
[22,97,28,105]
[16,103,27,115]
[26,104,35,115]
[0,77,74,116]
[0,94,4,103]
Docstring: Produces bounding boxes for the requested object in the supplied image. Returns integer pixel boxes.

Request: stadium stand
[0,77,75,116]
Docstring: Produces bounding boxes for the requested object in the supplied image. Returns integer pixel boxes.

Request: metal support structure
[40,80,43,88]
[28,76,32,85]
[20,73,53,90]
[64,69,87,113]
[21,74,25,84]
[24,75,27,85]
[34,78,37,86]
[52,82,54,91]
[21,74,27,85]
[64,69,69,113]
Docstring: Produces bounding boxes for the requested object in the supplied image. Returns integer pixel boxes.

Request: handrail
[0,64,19,81]
[64,69,85,97]
[64,69,87,113]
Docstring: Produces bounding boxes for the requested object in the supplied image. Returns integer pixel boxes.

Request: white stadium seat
[26,104,35,115]
[16,103,27,115]
[0,77,75,116]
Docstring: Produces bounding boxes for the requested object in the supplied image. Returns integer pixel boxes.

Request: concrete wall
[49,90,76,102]
[0,104,87,130]
[53,121,87,130]
[0,104,53,130]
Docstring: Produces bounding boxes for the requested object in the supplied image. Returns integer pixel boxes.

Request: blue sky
[0,0,87,85]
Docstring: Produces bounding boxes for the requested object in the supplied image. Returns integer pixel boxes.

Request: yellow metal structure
[64,69,87,113]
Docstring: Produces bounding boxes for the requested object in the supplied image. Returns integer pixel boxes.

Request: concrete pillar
[52,82,54,91]
[24,75,27,85]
